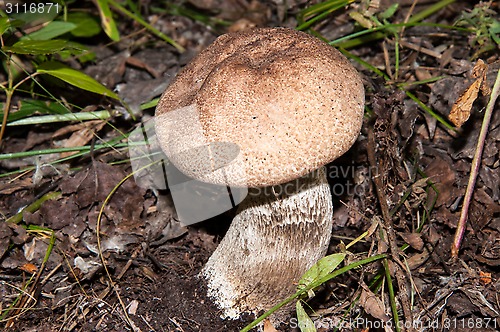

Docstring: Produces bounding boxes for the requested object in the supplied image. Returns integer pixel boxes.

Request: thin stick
[367,125,414,332]
[451,68,500,258]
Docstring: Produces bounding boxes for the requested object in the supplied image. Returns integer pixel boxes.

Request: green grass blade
[404,90,454,130]
[7,110,111,126]
[6,191,62,224]
[0,142,131,160]
[108,0,185,53]
[298,253,346,292]
[383,259,401,332]
[297,0,354,31]
[66,12,102,38]
[330,0,459,49]
[37,61,120,100]
[0,16,11,35]
[408,0,456,24]
[0,99,70,122]
[8,3,60,28]
[95,0,120,41]
[339,47,390,80]
[340,48,455,130]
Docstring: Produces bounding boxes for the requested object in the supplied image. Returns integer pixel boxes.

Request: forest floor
[0,0,499,331]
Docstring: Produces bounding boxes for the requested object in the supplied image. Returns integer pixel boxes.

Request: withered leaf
[20,263,37,273]
[449,77,481,127]
[0,222,13,260]
[399,232,424,251]
[56,120,106,158]
[0,177,33,195]
[407,247,431,270]
[359,288,390,322]
[472,59,491,96]
[471,59,488,79]
[263,319,278,332]
[479,271,492,285]
[449,59,490,127]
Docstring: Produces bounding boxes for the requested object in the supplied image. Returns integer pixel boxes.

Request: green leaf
[21,21,77,41]
[489,20,500,45]
[57,41,89,60]
[3,39,69,54]
[297,253,346,292]
[37,61,120,99]
[0,18,25,36]
[140,97,159,110]
[380,3,399,20]
[67,12,102,37]
[0,17,10,36]
[349,11,374,29]
[95,0,120,41]
[296,301,316,332]
[75,50,97,63]
[7,110,111,126]
[21,99,70,114]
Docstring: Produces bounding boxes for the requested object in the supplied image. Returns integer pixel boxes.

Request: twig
[367,124,414,332]
[451,67,500,258]
[96,168,148,332]
[116,246,142,280]
[4,232,56,327]
[399,0,418,37]
[67,286,112,331]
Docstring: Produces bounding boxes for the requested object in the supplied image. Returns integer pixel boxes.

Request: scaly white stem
[202,167,333,320]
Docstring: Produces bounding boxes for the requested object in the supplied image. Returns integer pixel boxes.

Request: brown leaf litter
[449,59,491,127]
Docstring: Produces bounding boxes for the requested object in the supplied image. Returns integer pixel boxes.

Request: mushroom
[155,27,364,321]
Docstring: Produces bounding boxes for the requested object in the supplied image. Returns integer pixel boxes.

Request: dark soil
[1,0,499,331]
[95,231,252,332]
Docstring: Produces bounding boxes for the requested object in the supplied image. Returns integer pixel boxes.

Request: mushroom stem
[201,167,333,320]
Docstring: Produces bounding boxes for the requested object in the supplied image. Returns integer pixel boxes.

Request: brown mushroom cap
[155,27,364,187]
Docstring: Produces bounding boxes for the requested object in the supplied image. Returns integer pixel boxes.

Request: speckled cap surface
[155,27,364,187]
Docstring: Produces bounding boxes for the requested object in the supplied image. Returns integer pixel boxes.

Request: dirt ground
[1,0,499,331]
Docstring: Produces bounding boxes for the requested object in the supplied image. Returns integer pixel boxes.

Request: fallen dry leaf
[0,222,13,259]
[228,18,257,32]
[57,120,106,158]
[461,288,499,317]
[449,59,490,127]
[399,232,424,251]
[0,177,33,195]
[479,271,492,285]
[406,247,432,270]
[472,59,491,96]
[126,56,160,78]
[263,319,278,332]
[20,263,37,273]
[127,299,139,315]
[359,287,390,323]
[424,154,458,207]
